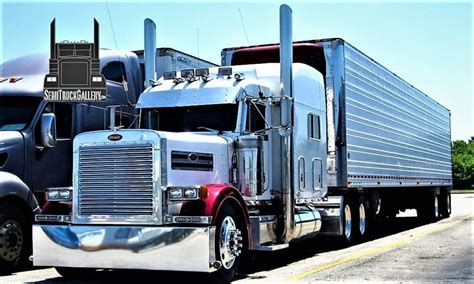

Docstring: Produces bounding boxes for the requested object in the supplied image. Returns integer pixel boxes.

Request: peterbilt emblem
[108,134,123,141]
[188,153,199,162]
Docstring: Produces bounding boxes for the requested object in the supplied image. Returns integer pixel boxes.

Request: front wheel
[0,202,31,274]
[213,204,245,283]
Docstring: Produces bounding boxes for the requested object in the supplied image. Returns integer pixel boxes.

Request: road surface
[1,193,472,283]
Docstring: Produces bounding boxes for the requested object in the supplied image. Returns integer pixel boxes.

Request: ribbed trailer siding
[221,38,452,189]
[341,42,452,187]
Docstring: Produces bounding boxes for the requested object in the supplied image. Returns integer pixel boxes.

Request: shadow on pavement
[21,216,434,283]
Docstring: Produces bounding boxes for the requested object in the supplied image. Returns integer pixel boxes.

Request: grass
[452,189,474,194]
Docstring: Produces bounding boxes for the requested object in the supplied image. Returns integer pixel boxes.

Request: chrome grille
[78,144,154,216]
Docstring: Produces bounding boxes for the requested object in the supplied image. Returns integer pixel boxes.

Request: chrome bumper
[33,224,216,272]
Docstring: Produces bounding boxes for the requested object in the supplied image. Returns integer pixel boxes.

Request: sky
[1,0,472,140]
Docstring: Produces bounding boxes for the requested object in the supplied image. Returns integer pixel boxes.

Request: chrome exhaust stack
[144,18,156,88]
[279,4,295,243]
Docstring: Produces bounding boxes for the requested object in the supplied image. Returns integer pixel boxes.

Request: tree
[452,140,474,189]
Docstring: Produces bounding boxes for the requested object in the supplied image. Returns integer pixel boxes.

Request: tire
[213,203,245,283]
[355,195,369,242]
[440,191,451,218]
[417,192,440,222]
[0,202,31,274]
[339,196,355,245]
[55,267,98,279]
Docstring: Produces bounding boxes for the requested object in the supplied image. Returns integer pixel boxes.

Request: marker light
[163,71,177,80]
[9,76,23,83]
[195,68,209,77]
[218,67,232,77]
[181,69,194,78]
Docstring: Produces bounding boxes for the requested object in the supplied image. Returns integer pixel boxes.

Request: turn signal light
[9,76,23,83]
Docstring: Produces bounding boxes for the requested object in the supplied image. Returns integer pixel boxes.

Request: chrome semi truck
[32,5,452,281]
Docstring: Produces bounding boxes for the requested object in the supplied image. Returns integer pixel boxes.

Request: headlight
[46,76,57,82]
[184,188,198,198]
[92,76,102,82]
[46,187,72,202]
[168,186,203,201]
[169,188,183,199]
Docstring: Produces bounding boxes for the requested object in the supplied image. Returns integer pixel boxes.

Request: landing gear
[214,204,245,283]
[0,202,31,274]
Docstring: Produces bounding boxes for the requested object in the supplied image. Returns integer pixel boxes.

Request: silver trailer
[223,39,452,190]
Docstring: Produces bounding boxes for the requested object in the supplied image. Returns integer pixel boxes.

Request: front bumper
[33,224,216,272]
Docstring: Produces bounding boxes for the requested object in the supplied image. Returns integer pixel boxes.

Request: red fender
[180,183,252,248]
[205,183,252,248]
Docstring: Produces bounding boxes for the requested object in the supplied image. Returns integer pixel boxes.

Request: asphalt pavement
[1,193,472,283]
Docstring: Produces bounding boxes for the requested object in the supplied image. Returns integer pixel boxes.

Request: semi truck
[0,19,215,272]
[32,5,452,282]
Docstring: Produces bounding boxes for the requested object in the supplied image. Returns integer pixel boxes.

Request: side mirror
[41,113,57,148]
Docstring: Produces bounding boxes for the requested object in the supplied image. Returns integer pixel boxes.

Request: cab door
[31,102,73,192]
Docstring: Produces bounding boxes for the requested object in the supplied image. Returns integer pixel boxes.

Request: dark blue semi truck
[0,19,216,272]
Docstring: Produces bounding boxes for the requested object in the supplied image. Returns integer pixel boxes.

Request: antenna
[105,0,118,50]
[197,28,200,68]
[93,18,99,58]
[238,8,250,45]
[50,18,56,59]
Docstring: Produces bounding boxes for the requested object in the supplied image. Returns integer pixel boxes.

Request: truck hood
[159,131,232,187]
[0,131,25,177]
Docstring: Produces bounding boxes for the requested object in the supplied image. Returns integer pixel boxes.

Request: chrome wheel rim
[0,220,23,262]
[344,204,352,240]
[219,216,242,269]
[447,194,451,214]
[359,203,366,235]
[375,198,381,215]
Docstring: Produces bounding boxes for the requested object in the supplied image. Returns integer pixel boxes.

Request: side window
[101,61,127,83]
[308,113,320,140]
[246,102,266,132]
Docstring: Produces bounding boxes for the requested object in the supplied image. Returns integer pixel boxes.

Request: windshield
[143,104,238,132]
[0,96,42,131]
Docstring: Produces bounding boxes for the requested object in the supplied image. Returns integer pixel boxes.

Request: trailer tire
[0,202,31,274]
[213,203,245,283]
[355,195,369,241]
[417,192,440,222]
[339,196,355,245]
[440,191,451,218]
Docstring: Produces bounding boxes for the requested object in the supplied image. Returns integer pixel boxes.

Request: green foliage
[452,140,474,189]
